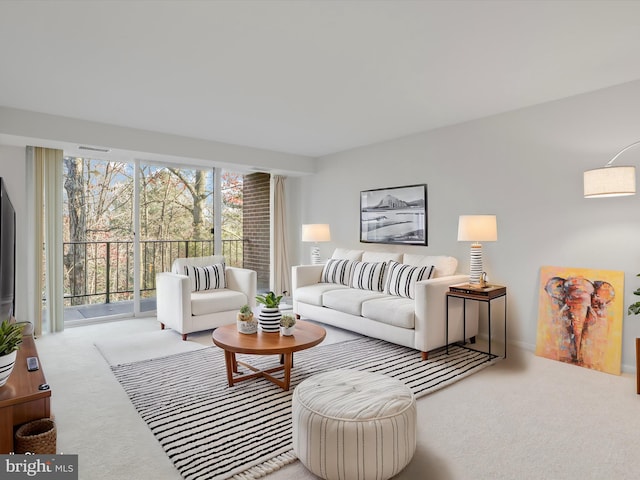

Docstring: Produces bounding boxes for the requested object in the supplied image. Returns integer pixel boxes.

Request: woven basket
[15,418,56,454]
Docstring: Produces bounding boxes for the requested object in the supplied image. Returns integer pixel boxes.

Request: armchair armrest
[225,267,257,308]
[413,274,477,353]
[292,264,324,290]
[156,272,191,330]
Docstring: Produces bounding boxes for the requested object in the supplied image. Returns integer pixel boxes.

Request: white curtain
[26,146,64,334]
[271,175,291,296]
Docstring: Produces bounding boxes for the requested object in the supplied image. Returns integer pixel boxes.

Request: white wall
[0,146,28,323]
[292,79,640,372]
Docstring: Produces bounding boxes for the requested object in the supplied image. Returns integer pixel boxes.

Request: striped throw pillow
[321,259,354,285]
[384,261,434,299]
[350,261,387,292]
[184,263,226,292]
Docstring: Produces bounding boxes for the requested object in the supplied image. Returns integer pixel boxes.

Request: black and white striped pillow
[350,261,387,292]
[321,259,354,285]
[384,261,434,299]
[184,263,226,292]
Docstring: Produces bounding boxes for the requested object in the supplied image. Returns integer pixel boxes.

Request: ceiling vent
[78,145,110,153]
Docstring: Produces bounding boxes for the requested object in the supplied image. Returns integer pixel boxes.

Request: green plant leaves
[0,319,23,356]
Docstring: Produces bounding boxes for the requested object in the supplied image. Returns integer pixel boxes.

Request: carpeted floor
[110,338,494,480]
[34,318,640,480]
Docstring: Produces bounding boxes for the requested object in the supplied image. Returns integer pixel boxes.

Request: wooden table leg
[224,350,235,387]
[231,352,238,373]
[282,352,293,391]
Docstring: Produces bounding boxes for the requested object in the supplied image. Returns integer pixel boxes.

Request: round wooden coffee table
[212,320,326,391]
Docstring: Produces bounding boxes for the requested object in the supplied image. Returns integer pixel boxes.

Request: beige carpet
[35,318,640,480]
[95,329,207,365]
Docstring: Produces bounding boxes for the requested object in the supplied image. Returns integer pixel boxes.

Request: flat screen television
[0,178,15,322]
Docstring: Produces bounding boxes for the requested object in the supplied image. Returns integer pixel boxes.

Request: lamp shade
[457,215,497,242]
[584,165,636,198]
[302,224,331,242]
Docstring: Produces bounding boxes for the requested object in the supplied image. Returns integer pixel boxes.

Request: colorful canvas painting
[536,266,624,375]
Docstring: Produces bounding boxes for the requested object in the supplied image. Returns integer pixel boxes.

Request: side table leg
[636,338,640,395]
[446,295,449,354]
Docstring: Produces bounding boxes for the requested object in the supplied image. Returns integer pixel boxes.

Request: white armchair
[156,255,257,340]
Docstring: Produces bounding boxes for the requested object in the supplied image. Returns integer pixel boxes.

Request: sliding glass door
[62,157,216,322]
[137,164,215,313]
[62,158,135,321]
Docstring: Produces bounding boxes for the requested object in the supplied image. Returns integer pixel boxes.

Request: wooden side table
[445,284,507,360]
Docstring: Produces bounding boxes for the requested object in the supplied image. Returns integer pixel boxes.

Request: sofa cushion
[361,296,415,329]
[402,254,457,278]
[361,251,403,263]
[184,263,226,292]
[190,288,246,316]
[350,261,387,292]
[331,248,364,261]
[295,283,349,307]
[321,259,355,285]
[384,261,434,299]
[323,288,387,317]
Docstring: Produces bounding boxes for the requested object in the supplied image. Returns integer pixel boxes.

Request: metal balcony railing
[63,239,245,306]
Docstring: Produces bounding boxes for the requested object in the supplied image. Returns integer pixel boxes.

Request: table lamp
[301,224,331,264]
[457,215,497,285]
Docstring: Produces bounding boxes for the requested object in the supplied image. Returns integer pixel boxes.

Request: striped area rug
[112,337,496,480]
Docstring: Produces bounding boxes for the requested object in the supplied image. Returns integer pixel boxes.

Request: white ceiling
[2,0,640,158]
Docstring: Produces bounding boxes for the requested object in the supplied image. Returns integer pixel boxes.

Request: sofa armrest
[413,274,475,352]
[156,272,191,330]
[292,264,324,289]
[225,267,257,307]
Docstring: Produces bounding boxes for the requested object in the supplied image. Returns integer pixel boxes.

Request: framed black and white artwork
[360,184,427,245]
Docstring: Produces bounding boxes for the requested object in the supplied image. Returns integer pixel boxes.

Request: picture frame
[360,184,427,245]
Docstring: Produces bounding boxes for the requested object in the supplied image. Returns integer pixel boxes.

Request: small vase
[280,325,295,336]
[0,350,17,387]
[237,318,257,334]
[258,307,281,333]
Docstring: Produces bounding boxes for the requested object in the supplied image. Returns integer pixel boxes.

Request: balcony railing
[63,239,245,306]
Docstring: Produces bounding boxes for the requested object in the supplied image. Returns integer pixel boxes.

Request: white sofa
[156,255,257,340]
[292,249,478,359]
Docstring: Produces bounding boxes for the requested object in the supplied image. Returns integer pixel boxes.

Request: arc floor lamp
[584,140,640,198]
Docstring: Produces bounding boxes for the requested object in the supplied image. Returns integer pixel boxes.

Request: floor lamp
[301,224,331,265]
[457,215,498,285]
[583,139,639,198]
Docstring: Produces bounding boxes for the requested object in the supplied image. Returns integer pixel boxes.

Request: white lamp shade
[457,215,498,242]
[584,165,636,198]
[302,224,331,242]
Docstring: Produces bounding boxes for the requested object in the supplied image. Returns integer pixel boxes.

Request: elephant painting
[536,267,624,375]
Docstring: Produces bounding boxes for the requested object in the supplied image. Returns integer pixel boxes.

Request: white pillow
[321,259,354,285]
[350,261,387,292]
[384,261,434,299]
[184,263,226,292]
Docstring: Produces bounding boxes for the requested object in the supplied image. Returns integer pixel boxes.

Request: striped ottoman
[292,369,417,480]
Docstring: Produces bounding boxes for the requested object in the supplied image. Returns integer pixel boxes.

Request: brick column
[243,173,270,291]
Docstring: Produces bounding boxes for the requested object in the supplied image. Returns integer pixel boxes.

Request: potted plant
[236,304,257,334]
[0,319,24,387]
[256,291,283,333]
[280,314,296,336]
[629,274,640,315]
